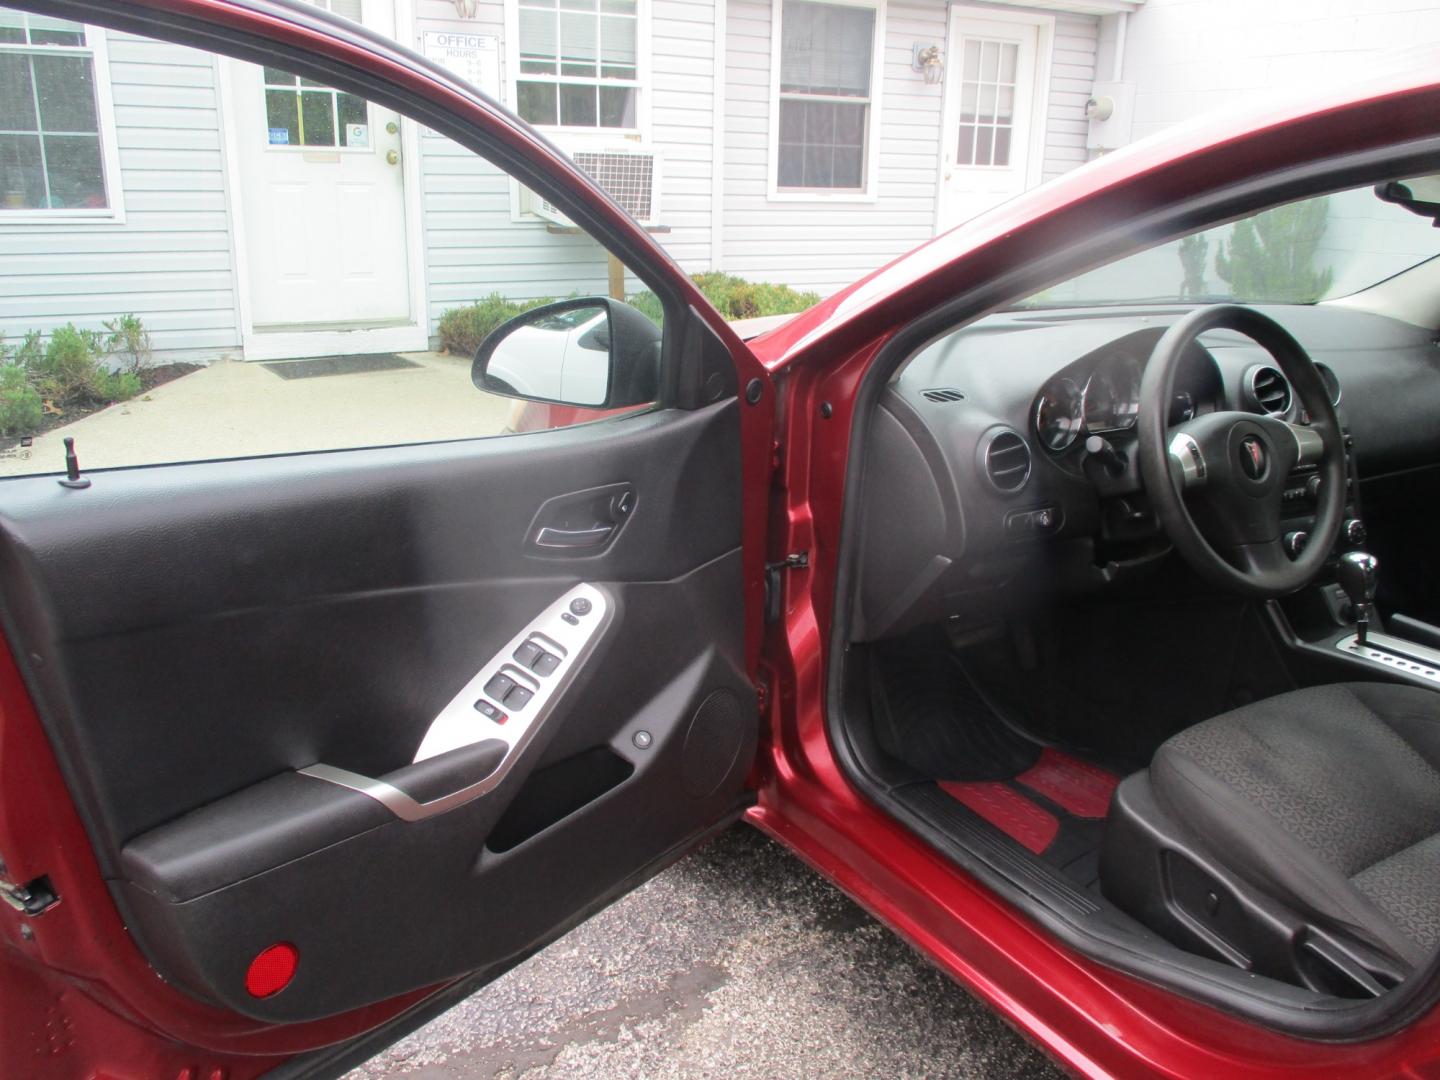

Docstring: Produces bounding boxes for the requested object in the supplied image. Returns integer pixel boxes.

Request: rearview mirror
[1374,176,1440,224]
[472,297,661,410]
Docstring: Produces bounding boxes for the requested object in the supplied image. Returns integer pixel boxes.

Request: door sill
[241,323,429,361]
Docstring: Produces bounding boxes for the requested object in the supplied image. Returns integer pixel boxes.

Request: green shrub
[629,272,819,324]
[437,293,555,356]
[25,322,143,408]
[0,364,41,436]
[104,313,153,373]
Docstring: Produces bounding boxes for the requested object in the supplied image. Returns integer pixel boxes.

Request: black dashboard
[853,304,1440,641]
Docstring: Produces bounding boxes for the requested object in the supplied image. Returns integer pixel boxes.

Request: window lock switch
[473,699,507,724]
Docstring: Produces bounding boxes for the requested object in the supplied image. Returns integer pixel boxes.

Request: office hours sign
[420,30,500,99]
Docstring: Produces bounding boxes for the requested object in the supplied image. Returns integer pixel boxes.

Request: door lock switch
[503,685,533,710]
[473,699,507,724]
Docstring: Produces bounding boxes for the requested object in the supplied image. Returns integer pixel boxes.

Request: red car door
[0,0,772,1075]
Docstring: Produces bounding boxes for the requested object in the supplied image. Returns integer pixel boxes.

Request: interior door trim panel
[0,401,756,1022]
[301,583,614,821]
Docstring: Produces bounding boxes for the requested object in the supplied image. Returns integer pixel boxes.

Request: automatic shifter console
[1333,552,1440,685]
[1337,551,1379,646]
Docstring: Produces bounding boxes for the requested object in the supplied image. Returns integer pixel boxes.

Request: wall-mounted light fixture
[912,43,943,85]
[453,0,479,18]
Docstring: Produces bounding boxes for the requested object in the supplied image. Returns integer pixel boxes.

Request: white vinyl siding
[0,30,239,357]
[725,0,941,291]
[1041,11,1097,180]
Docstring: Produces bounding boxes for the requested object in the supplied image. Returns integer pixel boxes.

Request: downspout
[711,0,727,271]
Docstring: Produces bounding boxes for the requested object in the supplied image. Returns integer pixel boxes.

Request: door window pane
[262,68,368,149]
[955,37,1018,168]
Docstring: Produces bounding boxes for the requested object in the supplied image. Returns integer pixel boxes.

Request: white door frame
[217,0,428,361]
[935,4,1054,234]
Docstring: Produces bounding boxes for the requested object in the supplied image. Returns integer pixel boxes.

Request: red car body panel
[4,0,1440,1070]
[741,60,1440,1079]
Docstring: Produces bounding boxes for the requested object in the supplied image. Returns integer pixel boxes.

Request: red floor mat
[937,781,1059,854]
[1016,749,1119,819]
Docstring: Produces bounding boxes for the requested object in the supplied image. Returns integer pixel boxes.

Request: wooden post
[607,252,626,301]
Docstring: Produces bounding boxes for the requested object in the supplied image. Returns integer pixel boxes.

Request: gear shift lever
[1338,551,1380,646]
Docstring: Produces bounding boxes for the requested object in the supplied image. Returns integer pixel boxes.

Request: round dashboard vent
[982,428,1032,494]
[1247,365,1293,416]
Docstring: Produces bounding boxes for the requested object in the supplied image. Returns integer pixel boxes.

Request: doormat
[261,353,420,380]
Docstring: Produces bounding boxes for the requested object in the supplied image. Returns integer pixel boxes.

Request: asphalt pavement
[345,826,1064,1080]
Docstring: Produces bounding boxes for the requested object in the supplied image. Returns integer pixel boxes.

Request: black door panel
[0,401,754,1021]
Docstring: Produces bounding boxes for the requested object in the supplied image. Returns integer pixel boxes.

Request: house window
[775,0,876,193]
[0,10,119,217]
[515,0,641,131]
[956,38,1018,167]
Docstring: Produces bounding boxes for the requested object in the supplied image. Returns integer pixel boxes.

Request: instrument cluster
[1033,350,1143,452]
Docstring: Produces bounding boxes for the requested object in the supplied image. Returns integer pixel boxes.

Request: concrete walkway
[0,352,515,477]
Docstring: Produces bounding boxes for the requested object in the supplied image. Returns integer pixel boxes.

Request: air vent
[1248,365,1292,416]
[982,428,1032,494]
[1315,363,1342,407]
[921,388,966,403]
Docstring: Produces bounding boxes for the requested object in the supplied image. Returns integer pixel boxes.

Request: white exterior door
[227,0,419,357]
[937,11,1048,233]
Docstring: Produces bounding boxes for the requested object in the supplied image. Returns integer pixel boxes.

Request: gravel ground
[346,825,1064,1080]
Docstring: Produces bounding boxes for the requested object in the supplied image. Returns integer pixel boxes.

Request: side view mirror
[472,297,661,410]
[1375,176,1440,225]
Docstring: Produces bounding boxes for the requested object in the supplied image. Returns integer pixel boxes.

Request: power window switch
[533,651,561,677]
[483,673,517,701]
[473,699,507,724]
[513,640,544,668]
[504,685,533,711]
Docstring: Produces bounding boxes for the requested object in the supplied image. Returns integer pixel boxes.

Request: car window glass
[0,12,659,478]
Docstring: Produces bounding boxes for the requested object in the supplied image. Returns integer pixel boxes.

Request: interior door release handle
[534,523,615,549]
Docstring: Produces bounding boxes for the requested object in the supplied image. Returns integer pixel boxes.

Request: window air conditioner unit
[534,146,661,228]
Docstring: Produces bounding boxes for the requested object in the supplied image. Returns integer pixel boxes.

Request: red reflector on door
[245,942,298,998]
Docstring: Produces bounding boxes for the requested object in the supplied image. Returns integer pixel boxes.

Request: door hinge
[764,551,810,624]
[1,874,57,916]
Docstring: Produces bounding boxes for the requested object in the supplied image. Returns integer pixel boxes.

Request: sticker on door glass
[346,123,369,147]
[268,127,291,145]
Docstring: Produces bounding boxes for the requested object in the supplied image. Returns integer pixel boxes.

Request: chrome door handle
[534,524,615,549]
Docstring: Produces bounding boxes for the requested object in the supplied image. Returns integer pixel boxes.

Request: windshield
[1017,184,1440,309]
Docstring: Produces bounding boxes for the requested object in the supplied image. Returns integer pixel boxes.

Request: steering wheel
[1136,305,1346,597]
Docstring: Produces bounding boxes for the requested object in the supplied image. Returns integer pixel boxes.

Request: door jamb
[217,0,429,361]
[935,4,1054,235]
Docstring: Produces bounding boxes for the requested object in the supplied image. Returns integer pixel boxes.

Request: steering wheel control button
[513,640,544,669]
[533,651,561,677]
[569,597,593,617]
[1167,433,1206,488]
[473,699,507,724]
[483,673,517,702]
[503,685,533,711]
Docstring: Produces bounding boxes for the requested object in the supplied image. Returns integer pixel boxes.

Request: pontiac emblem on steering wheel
[1239,435,1268,480]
